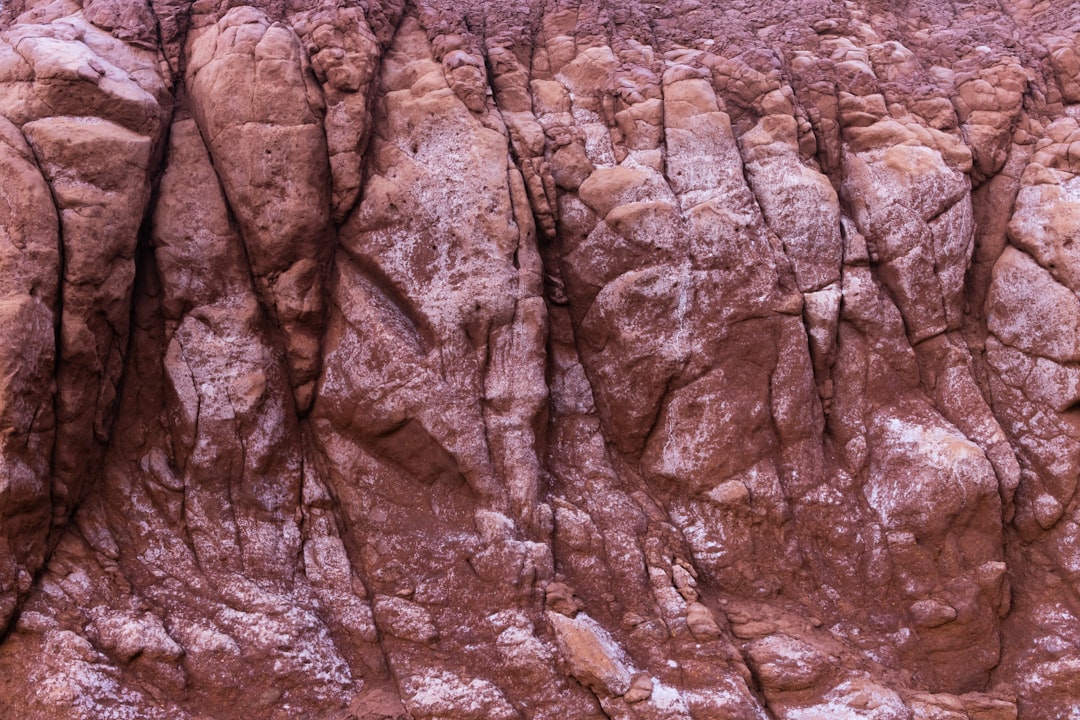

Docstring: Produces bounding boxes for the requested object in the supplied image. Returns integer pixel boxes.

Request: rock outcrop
[0,0,1078,718]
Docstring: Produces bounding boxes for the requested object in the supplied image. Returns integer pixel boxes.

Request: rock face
[0,0,1078,718]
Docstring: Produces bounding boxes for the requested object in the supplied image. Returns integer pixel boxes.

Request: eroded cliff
[0,0,1079,718]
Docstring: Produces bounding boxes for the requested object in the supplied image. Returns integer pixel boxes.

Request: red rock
[0,1,1077,719]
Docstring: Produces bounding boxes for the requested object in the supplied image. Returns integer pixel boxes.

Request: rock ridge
[0,0,1077,718]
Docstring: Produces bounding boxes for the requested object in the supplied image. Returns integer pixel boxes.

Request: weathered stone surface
[0,0,1077,718]
[0,114,58,633]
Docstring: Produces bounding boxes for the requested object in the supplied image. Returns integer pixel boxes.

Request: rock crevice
[0,1,1079,719]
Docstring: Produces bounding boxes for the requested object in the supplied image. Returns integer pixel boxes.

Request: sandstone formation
[0,0,1078,718]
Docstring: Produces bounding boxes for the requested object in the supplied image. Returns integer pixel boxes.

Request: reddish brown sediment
[0,1,1078,718]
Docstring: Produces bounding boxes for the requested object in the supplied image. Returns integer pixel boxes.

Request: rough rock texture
[0,0,1078,718]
